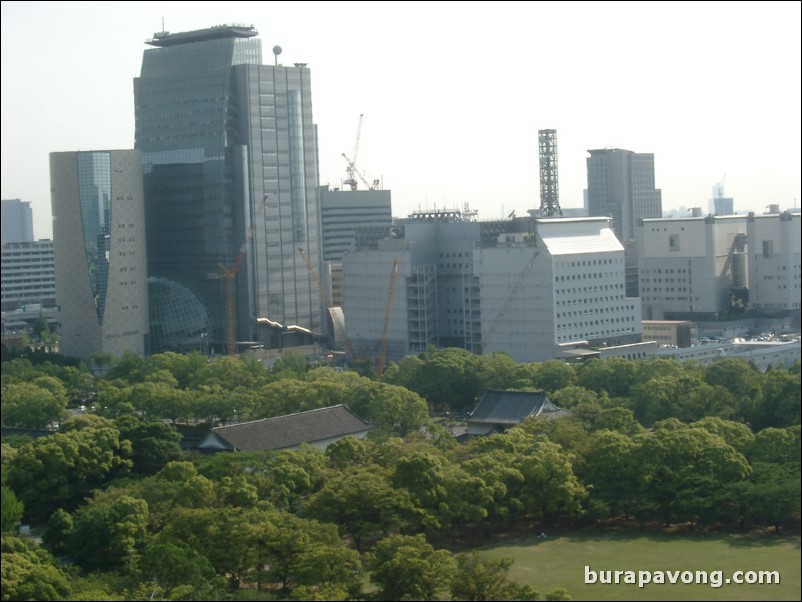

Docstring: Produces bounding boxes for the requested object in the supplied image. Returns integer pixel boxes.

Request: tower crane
[477,248,540,355]
[376,258,399,375]
[208,223,255,355]
[342,114,363,191]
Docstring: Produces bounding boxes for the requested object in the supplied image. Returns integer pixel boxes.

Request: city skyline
[2,1,800,240]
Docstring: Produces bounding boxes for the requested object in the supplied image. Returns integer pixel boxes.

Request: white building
[344,215,642,365]
[747,212,801,314]
[637,215,748,319]
[1,240,56,312]
[637,212,800,324]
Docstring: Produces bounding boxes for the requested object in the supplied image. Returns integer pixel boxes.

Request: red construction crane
[376,258,400,375]
[208,223,255,355]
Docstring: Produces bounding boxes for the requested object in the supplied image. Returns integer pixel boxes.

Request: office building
[320,185,392,262]
[1,240,56,312]
[1,199,34,246]
[344,213,642,364]
[587,149,662,298]
[50,150,149,358]
[134,24,322,352]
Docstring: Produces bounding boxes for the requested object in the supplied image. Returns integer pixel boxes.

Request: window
[763,240,774,258]
[669,234,680,251]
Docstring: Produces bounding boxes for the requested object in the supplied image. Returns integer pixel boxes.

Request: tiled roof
[201,404,374,451]
[468,389,568,425]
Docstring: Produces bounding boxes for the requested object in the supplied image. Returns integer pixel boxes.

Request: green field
[474,531,801,601]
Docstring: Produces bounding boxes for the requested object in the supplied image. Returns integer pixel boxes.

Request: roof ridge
[214,403,349,431]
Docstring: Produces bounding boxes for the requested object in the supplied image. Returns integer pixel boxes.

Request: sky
[2,1,800,240]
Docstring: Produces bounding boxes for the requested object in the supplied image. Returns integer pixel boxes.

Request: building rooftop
[199,404,374,451]
[468,389,569,425]
[146,24,258,47]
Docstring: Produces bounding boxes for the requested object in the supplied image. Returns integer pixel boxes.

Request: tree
[137,542,216,597]
[304,466,415,550]
[370,534,456,601]
[115,416,182,475]
[7,425,133,521]
[351,382,429,435]
[1,487,24,532]
[1,381,67,429]
[69,495,149,572]
[451,553,531,601]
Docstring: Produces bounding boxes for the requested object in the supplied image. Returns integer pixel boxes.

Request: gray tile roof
[468,389,568,425]
[200,404,374,451]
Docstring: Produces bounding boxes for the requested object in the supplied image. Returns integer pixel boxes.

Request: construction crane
[342,114,364,191]
[477,248,540,355]
[376,258,399,375]
[207,224,255,355]
[297,246,357,359]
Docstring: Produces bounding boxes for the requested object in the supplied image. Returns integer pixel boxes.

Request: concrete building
[320,185,392,262]
[637,212,800,325]
[50,150,150,359]
[344,214,642,365]
[642,320,697,347]
[135,24,322,353]
[586,149,662,245]
[586,148,662,298]
[746,211,801,317]
[637,215,748,320]
[1,199,34,246]
[1,240,56,312]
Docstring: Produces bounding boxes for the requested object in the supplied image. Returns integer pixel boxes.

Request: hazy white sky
[2,1,800,240]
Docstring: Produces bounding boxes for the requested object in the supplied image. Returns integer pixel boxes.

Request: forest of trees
[1,347,800,600]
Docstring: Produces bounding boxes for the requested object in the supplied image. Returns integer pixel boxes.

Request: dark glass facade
[135,26,322,352]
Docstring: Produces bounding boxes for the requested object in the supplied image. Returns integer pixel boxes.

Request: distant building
[586,148,662,298]
[642,320,697,348]
[747,211,801,316]
[1,199,34,245]
[714,197,734,216]
[135,24,322,353]
[320,185,392,262]
[344,214,642,364]
[50,150,150,358]
[637,212,800,325]
[197,405,375,452]
[1,240,55,312]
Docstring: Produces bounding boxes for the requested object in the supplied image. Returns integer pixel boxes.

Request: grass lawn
[474,530,801,601]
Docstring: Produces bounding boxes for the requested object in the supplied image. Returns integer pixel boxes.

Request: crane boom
[478,248,540,354]
[207,223,255,355]
[298,246,357,359]
[376,258,399,375]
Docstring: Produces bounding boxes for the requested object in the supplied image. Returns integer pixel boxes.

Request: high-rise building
[50,151,150,358]
[586,149,662,244]
[1,199,34,246]
[587,148,662,298]
[134,24,322,353]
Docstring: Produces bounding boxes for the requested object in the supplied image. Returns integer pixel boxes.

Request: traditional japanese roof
[468,389,569,425]
[198,404,374,452]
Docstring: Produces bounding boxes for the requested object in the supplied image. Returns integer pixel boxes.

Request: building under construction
[343,211,644,365]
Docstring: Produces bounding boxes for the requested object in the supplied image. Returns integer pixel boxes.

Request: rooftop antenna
[272,45,282,67]
[161,17,165,33]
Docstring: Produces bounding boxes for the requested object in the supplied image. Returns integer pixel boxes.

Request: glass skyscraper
[134,24,322,353]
